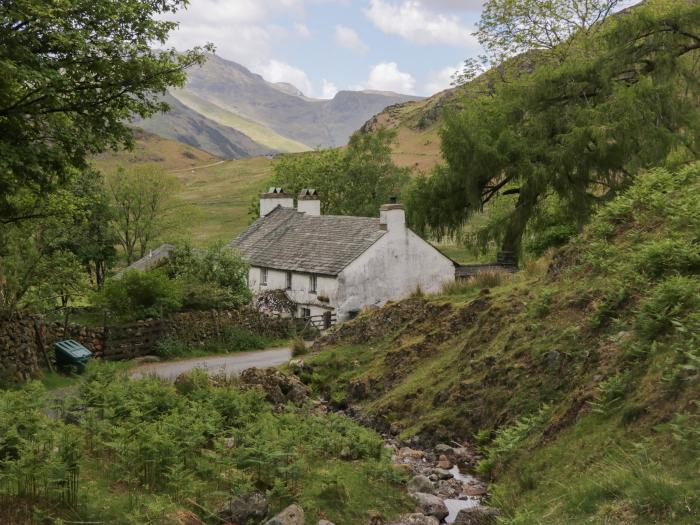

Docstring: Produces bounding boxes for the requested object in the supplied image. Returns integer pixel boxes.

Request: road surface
[130,347,292,380]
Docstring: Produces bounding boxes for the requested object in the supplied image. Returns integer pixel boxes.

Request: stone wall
[0,308,294,382]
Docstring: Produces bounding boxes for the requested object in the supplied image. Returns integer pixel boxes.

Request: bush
[292,338,308,357]
[441,270,510,296]
[166,243,252,309]
[94,269,182,320]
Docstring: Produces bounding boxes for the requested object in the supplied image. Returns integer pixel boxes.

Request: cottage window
[309,274,317,293]
[286,271,292,290]
[301,307,311,319]
[260,267,268,286]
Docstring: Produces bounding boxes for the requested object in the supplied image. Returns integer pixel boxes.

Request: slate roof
[114,243,175,278]
[228,207,386,276]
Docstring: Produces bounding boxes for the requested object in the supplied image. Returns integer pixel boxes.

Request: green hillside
[170,89,311,153]
[302,164,700,524]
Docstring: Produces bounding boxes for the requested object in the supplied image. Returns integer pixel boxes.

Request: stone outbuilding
[229,188,455,323]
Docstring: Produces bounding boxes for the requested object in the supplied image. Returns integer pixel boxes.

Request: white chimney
[260,187,294,217]
[297,188,321,216]
[380,197,406,233]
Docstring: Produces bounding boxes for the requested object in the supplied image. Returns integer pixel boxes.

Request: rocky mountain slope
[137,54,421,158]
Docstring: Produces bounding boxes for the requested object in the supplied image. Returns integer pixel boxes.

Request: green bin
[54,340,92,373]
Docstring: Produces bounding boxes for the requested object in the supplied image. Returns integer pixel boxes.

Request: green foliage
[0,0,208,225]
[636,276,700,341]
[106,165,186,264]
[411,1,700,254]
[166,243,252,309]
[94,270,182,321]
[476,404,552,478]
[0,363,409,523]
[292,338,308,357]
[268,128,411,217]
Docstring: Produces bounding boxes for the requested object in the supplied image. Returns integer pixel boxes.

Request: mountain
[137,54,421,158]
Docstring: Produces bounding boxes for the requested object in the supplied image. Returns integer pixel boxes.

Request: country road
[130,347,292,380]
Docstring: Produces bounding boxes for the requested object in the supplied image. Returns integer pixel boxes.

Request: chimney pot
[297,188,321,216]
[260,187,294,217]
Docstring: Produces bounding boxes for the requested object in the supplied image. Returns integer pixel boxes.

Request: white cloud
[321,79,339,99]
[365,62,415,94]
[422,63,461,95]
[364,0,478,47]
[334,25,369,53]
[295,22,312,38]
[254,59,314,96]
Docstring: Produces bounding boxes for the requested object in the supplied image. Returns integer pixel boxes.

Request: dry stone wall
[0,308,293,382]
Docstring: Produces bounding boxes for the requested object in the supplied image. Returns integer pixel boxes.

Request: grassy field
[91,130,483,261]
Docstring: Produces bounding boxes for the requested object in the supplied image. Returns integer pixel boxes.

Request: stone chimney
[260,187,294,217]
[297,188,321,216]
[379,197,406,233]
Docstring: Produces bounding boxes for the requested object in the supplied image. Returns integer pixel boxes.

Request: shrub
[220,325,269,352]
[633,238,700,278]
[166,243,252,309]
[95,269,182,321]
[292,338,308,357]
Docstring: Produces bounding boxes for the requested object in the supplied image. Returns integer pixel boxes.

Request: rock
[318,520,335,525]
[218,492,269,524]
[240,368,309,405]
[436,454,453,469]
[434,443,454,454]
[388,513,440,525]
[407,475,435,494]
[462,483,488,497]
[340,447,355,460]
[265,504,304,525]
[410,493,448,522]
[454,506,499,525]
[432,468,453,480]
[398,447,425,461]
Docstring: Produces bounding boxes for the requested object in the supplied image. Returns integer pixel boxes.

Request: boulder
[454,506,500,525]
[217,492,268,524]
[407,475,435,494]
[432,468,453,480]
[434,444,454,454]
[318,521,335,525]
[388,514,440,525]
[240,368,309,405]
[410,493,448,522]
[436,454,453,469]
[265,504,304,525]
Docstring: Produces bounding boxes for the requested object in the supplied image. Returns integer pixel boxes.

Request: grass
[299,164,700,523]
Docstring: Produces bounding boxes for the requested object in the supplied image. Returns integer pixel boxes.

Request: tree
[107,166,181,264]
[94,270,182,321]
[409,0,700,257]
[0,0,209,225]
[166,243,252,310]
[267,128,410,217]
[58,170,118,287]
[477,0,622,63]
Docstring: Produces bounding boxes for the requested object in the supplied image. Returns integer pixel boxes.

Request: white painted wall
[248,266,337,317]
[334,209,454,321]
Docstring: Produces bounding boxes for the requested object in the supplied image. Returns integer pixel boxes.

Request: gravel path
[129,347,292,380]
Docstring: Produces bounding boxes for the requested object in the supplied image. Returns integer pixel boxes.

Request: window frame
[309,273,317,293]
[260,267,268,286]
[286,271,292,290]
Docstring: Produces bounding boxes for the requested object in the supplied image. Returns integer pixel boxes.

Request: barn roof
[228,207,385,276]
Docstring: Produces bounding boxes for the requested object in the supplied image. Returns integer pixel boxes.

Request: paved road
[130,347,292,380]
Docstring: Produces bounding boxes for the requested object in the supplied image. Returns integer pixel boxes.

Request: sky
[164,0,486,98]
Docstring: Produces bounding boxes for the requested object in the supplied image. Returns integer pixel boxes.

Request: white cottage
[229,188,455,323]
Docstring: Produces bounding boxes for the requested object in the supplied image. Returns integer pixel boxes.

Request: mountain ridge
[137,53,421,159]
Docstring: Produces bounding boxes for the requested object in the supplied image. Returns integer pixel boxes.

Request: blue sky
[165,0,485,98]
